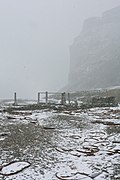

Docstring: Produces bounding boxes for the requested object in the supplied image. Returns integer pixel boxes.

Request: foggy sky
[0,0,120,99]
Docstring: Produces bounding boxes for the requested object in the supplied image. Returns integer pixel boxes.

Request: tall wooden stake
[61,92,66,105]
[38,92,40,104]
[14,92,17,106]
[45,91,48,104]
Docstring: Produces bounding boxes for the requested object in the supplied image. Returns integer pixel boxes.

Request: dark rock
[67,6,120,91]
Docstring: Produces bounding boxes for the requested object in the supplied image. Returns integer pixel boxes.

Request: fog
[0,0,120,99]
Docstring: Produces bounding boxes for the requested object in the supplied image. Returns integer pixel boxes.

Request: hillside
[67,6,120,91]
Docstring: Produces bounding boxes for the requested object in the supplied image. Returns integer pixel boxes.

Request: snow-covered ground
[0,106,120,179]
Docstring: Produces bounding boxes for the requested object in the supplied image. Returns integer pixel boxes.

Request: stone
[67,6,120,91]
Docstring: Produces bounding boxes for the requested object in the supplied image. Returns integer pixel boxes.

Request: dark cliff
[67,6,120,91]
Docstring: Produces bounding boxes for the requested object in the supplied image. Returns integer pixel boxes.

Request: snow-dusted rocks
[0,161,31,176]
[0,104,119,179]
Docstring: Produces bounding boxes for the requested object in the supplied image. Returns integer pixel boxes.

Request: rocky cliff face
[67,6,120,91]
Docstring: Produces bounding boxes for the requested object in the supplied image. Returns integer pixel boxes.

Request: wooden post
[38,92,40,104]
[14,92,17,106]
[64,92,66,105]
[61,93,64,105]
[61,92,66,105]
[45,91,48,104]
[68,93,70,105]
